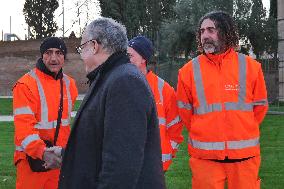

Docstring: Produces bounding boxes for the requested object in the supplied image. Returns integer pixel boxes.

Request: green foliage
[269,0,277,19]
[99,0,276,59]
[160,0,195,57]
[245,0,267,58]
[23,0,59,39]
[161,0,235,58]
[98,0,175,42]
[234,0,252,40]
[264,0,278,58]
[160,0,276,58]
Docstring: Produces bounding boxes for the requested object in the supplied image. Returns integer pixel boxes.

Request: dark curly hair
[196,11,239,53]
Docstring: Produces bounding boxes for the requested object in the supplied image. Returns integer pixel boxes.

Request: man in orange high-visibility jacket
[177,11,268,189]
[13,37,78,189]
[128,36,183,171]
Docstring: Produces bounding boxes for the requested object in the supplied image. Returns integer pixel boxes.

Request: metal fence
[260,58,279,103]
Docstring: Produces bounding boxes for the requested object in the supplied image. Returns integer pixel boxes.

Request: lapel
[72,72,101,128]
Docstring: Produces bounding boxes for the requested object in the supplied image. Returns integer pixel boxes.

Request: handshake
[42,146,65,169]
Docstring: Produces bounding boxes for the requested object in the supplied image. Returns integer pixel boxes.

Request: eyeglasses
[76,39,95,54]
[127,53,133,59]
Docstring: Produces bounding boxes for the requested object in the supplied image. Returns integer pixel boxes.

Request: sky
[0,0,101,40]
[0,0,270,40]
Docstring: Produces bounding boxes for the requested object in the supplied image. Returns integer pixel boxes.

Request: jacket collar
[72,50,129,126]
[86,51,129,85]
[36,58,63,80]
[204,48,233,65]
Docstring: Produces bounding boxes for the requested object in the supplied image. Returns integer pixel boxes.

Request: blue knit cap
[128,36,154,63]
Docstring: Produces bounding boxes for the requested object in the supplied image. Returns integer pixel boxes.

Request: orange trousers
[16,159,60,189]
[189,156,261,189]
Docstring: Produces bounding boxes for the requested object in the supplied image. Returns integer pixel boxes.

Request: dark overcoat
[58,52,166,189]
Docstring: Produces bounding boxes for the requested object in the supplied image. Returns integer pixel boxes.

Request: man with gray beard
[177,11,268,189]
[58,17,166,189]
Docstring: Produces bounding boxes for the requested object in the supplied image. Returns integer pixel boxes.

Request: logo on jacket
[224,84,239,91]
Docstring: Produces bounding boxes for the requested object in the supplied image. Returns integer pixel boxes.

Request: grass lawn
[269,105,284,112]
[73,100,82,112]
[0,115,283,189]
[0,99,82,116]
[0,99,13,115]
[269,102,284,112]
[0,122,15,188]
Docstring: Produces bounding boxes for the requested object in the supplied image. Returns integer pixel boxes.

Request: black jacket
[58,52,166,189]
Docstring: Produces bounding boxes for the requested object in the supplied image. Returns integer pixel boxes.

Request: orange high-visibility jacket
[13,68,78,164]
[177,49,268,160]
[146,71,183,171]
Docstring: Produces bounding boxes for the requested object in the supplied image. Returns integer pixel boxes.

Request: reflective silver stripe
[15,145,24,152]
[167,116,181,128]
[225,54,249,111]
[194,103,222,114]
[28,70,48,122]
[162,153,172,162]
[170,140,179,150]
[158,117,166,126]
[192,58,207,111]
[34,119,70,129]
[14,106,34,116]
[157,77,165,104]
[227,137,259,149]
[61,118,70,126]
[188,137,225,150]
[177,101,192,110]
[63,75,72,120]
[238,53,247,104]
[225,102,253,111]
[253,99,268,106]
[29,70,71,130]
[224,54,253,112]
[192,58,223,114]
[21,134,40,149]
[188,137,259,151]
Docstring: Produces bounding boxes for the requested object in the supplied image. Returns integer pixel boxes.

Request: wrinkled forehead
[45,48,63,53]
[200,18,216,30]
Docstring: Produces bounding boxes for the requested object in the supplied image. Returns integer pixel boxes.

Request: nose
[50,52,58,60]
[201,32,212,44]
[201,30,210,39]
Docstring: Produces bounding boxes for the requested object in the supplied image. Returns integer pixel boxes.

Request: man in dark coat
[58,17,166,189]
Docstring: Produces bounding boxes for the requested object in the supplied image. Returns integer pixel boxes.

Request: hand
[43,149,62,169]
[45,146,63,157]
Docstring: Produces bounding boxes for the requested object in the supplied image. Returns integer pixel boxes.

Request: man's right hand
[42,149,62,169]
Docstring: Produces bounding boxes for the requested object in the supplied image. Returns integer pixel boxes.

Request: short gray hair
[84,17,128,54]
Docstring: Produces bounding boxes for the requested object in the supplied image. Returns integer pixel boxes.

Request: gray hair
[84,17,128,54]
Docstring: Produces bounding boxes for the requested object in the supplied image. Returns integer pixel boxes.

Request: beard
[202,39,223,54]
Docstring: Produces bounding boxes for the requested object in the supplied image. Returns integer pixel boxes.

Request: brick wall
[0,38,88,95]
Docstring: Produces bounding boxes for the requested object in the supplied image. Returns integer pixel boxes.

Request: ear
[141,58,147,66]
[93,40,100,54]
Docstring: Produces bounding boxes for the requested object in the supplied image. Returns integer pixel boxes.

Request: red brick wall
[0,38,88,95]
